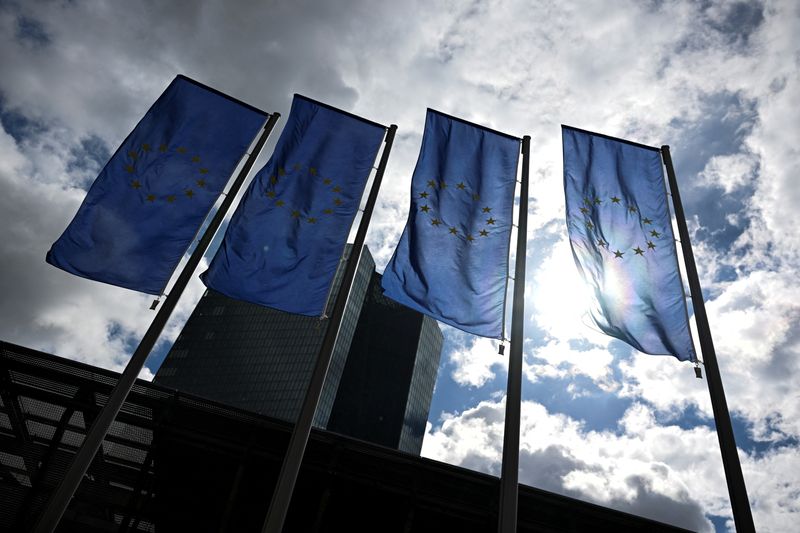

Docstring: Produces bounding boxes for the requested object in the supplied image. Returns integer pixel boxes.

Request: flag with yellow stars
[381,109,520,338]
[562,125,696,361]
[201,95,385,316]
[46,75,268,294]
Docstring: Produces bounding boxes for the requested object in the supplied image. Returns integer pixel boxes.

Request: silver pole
[262,125,397,533]
[498,135,530,533]
[661,145,755,533]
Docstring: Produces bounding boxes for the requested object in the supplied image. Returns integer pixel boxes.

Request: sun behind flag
[201,95,386,316]
[381,110,520,338]
[46,75,268,294]
[562,125,696,361]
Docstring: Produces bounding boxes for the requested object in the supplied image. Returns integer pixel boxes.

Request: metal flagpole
[32,112,281,533]
[661,145,756,533]
[498,135,530,533]
[262,124,397,533]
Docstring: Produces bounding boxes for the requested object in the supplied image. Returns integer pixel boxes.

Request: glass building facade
[154,246,442,453]
[326,272,443,453]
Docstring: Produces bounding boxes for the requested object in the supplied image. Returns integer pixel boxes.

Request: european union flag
[381,110,520,338]
[562,125,696,361]
[46,75,268,294]
[201,95,385,316]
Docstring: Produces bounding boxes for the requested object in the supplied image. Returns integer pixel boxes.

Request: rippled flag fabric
[46,75,268,294]
[562,125,696,361]
[381,110,520,338]
[201,95,385,316]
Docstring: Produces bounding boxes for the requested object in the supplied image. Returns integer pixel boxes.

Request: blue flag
[562,126,696,361]
[201,95,385,316]
[381,110,520,338]
[46,75,268,294]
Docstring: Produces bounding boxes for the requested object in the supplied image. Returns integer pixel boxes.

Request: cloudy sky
[1,0,798,531]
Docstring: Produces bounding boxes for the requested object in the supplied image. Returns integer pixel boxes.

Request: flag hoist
[238,97,396,533]
[380,110,530,533]
[37,75,280,532]
[562,125,755,533]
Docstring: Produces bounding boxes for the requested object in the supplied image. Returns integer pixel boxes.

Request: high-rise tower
[155,247,442,454]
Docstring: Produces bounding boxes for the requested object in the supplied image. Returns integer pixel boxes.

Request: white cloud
[727,0,800,264]
[699,152,759,193]
[425,397,799,531]
[449,336,507,388]
[743,445,800,533]
[2,1,799,531]
[527,339,617,392]
[424,398,718,531]
[621,269,800,441]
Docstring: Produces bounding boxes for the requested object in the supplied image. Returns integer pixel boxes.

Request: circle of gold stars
[577,195,666,259]
[126,141,209,205]
[263,163,346,224]
[415,178,497,244]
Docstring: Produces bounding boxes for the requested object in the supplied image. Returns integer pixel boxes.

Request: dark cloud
[0,0,393,145]
[670,1,765,55]
[608,473,710,531]
[518,445,710,531]
[707,1,765,49]
[519,444,587,493]
[0,0,404,364]
[460,450,500,475]
[15,15,50,48]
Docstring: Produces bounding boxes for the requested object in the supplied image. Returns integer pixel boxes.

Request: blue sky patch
[0,98,47,143]
[67,135,111,188]
[527,374,632,432]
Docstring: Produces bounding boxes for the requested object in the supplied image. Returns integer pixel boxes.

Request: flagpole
[498,135,530,533]
[262,124,397,533]
[661,145,756,533]
[32,112,281,533]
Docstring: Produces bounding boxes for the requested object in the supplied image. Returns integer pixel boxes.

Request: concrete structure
[0,341,695,533]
